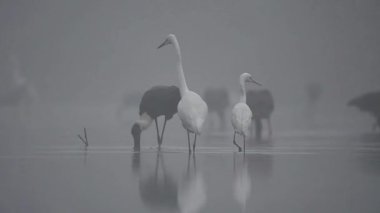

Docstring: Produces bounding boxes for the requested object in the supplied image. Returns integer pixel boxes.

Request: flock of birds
[131,34,263,153]
[130,34,380,152]
[1,34,379,153]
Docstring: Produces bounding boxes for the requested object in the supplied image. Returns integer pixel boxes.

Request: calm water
[1,103,380,213]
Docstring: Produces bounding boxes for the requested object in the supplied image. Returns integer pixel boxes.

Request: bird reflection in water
[178,153,207,213]
[233,154,252,213]
[132,152,179,212]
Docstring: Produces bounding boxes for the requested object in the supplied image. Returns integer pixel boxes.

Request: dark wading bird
[158,34,208,153]
[131,86,181,151]
[246,89,274,141]
[203,87,230,131]
[348,91,380,131]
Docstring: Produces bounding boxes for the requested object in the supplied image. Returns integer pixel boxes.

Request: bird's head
[131,123,142,151]
[157,34,176,49]
[240,73,261,86]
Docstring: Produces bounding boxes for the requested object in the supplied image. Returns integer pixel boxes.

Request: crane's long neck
[173,38,188,96]
[239,78,246,103]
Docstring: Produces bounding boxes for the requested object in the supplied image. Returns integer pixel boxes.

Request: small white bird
[158,34,208,152]
[231,73,261,152]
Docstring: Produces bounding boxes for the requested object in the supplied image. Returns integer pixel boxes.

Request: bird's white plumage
[158,34,208,142]
[231,102,252,136]
[231,73,258,140]
[177,91,208,134]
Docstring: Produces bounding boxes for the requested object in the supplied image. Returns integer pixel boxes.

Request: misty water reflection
[133,152,179,211]
[132,152,207,213]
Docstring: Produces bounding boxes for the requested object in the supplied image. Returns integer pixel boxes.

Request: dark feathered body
[246,89,274,119]
[203,87,230,130]
[132,85,181,151]
[348,91,380,117]
[139,85,181,119]
[348,91,380,130]
[246,89,275,140]
[203,88,230,113]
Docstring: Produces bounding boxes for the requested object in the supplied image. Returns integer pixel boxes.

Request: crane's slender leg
[159,117,167,146]
[233,132,242,152]
[268,118,272,137]
[193,134,197,152]
[186,152,191,176]
[187,130,191,153]
[154,118,161,149]
[192,151,196,171]
[243,135,246,152]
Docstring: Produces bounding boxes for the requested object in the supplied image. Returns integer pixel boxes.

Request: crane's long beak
[157,38,169,49]
[249,77,262,86]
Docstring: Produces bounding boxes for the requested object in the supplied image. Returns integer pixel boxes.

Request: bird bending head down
[131,113,153,151]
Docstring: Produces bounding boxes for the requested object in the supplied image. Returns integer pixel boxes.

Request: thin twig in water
[77,128,89,147]
[84,128,88,143]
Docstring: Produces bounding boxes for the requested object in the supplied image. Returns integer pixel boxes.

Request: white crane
[158,34,208,153]
[231,73,261,152]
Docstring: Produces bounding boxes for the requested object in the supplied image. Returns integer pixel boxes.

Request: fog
[1,0,379,104]
[1,1,380,212]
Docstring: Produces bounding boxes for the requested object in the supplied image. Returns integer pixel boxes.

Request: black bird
[348,91,380,131]
[246,89,275,140]
[131,85,181,151]
[203,87,230,131]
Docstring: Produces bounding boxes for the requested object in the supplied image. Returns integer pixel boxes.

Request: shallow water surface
[1,139,380,213]
[1,105,380,213]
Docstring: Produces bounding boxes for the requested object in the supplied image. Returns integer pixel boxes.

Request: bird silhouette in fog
[132,152,179,211]
[177,154,207,213]
[246,89,274,141]
[231,73,261,152]
[131,86,181,151]
[158,34,208,153]
[0,54,37,110]
[348,91,380,131]
[203,87,230,131]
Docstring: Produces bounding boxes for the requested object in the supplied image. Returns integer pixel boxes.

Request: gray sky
[1,0,379,104]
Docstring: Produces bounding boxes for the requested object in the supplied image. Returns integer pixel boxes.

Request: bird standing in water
[157,34,208,153]
[231,73,261,152]
[131,85,180,151]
